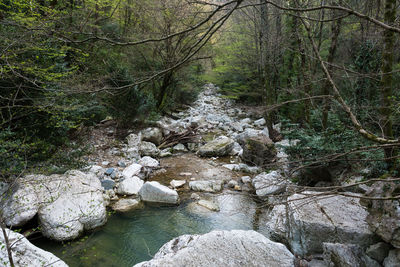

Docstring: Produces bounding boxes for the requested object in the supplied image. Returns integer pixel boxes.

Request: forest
[1,0,400,266]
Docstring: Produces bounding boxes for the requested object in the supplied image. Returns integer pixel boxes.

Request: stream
[33,193,266,267]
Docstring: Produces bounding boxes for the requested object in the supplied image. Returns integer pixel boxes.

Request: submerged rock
[0,228,68,267]
[112,198,142,212]
[197,199,220,211]
[198,136,234,157]
[134,230,294,267]
[139,181,179,204]
[266,192,377,256]
[189,180,223,192]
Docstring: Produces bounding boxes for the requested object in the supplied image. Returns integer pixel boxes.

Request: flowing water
[33,193,265,267]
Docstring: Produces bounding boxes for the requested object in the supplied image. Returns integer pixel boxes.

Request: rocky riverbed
[1,84,399,266]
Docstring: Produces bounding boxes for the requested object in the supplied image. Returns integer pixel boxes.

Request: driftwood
[158,127,199,149]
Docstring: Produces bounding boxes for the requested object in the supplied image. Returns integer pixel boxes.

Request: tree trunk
[322,1,343,129]
[380,0,396,163]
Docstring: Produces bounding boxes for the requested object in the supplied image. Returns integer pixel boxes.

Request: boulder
[139,181,179,204]
[134,230,294,267]
[198,136,234,157]
[323,243,379,267]
[189,180,223,192]
[116,176,144,195]
[252,171,286,197]
[240,135,277,166]
[111,198,142,212]
[266,192,377,256]
[122,163,142,179]
[384,249,400,267]
[138,156,160,168]
[141,127,163,145]
[362,181,400,248]
[38,171,107,241]
[0,228,68,267]
[139,141,160,157]
[366,242,391,263]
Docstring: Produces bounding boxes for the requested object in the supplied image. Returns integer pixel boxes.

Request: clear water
[33,193,262,267]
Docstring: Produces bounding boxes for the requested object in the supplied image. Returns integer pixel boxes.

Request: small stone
[170,180,186,188]
[233,185,241,191]
[254,118,266,127]
[105,168,114,176]
[198,200,220,211]
[228,180,238,188]
[101,179,116,190]
[101,161,110,166]
[118,161,126,167]
[173,143,187,152]
[241,176,251,183]
[112,198,142,212]
[160,148,172,157]
[191,193,201,200]
[179,172,192,176]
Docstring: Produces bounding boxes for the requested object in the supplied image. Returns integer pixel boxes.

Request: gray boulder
[141,127,163,145]
[384,249,400,267]
[38,171,107,241]
[139,181,179,204]
[139,141,160,157]
[198,136,234,157]
[116,176,144,195]
[366,242,391,263]
[323,243,379,267]
[266,192,377,255]
[134,230,294,267]
[252,171,286,197]
[0,228,68,267]
[189,180,223,192]
[240,135,277,166]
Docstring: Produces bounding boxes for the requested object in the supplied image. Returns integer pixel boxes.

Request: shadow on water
[32,194,266,267]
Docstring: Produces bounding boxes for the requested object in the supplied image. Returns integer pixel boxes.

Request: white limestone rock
[116,176,144,195]
[138,156,160,168]
[139,181,179,204]
[122,163,142,179]
[189,180,223,193]
[252,171,286,197]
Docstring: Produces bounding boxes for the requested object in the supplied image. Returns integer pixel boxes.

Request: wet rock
[139,181,179,204]
[197,199,220,211]
[139,141,160,157]
[134,230,294,267]
[138,156,160,168]
[323,243,379,267]
[252,171,286,197]
[116,176,144,195]
[101,179,116,190]
[141,127,163,146]
[170,180,186,188]
[122,163,142,179]
[198,136,234,157]
[266,192,377,256]
[366,242,391,263]
[240,135,277,166]
[384,249,400,267]
[0,228,68,267]
[189,180,223,192]
[112,198,142,212]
